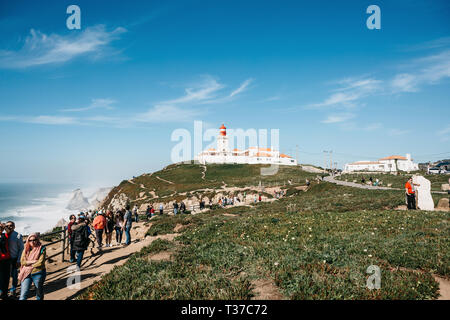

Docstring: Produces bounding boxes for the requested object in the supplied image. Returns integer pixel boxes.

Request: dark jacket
[71,223,90,251]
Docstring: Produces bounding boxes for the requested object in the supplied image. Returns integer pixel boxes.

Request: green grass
[80,182,449,300]
[102,163,323,209]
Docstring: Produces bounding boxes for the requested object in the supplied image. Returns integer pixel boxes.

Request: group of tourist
[1,221,46,300]
[360,176,383,186]
[68,206,134,263]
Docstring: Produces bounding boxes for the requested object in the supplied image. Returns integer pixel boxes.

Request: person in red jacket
[405,177,420,210]
[0,222,11,300]
[93,212,106,248]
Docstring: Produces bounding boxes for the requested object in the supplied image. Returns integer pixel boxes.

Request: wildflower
[274,262,279,266]
[363,249,367,252]
[291,237,295,240]
[368,254,372,258]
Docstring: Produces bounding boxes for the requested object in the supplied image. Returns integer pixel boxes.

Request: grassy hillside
[80,181,449,300]
[101,163,323,209]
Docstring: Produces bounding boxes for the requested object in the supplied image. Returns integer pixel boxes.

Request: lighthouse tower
[217,124,229,154]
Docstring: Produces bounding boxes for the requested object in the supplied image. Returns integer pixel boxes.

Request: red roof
[379,155,407,161]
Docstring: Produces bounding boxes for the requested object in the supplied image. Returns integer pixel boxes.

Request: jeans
[115,227,123,244]
[159,209,163,215]
[174,208,178,215]
[19,270,46,300]
[10,259,19,292]
[124,226,131,245]
[75,250,85,269]
[70,240,76,262]
[95,229,104,247]
[135,214,139,222]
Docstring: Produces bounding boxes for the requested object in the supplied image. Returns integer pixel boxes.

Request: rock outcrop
[66,189,90,211]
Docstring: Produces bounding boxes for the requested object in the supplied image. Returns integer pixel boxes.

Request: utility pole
[330,150,333,171]
[323,151,329,171]
[296,145,299,165]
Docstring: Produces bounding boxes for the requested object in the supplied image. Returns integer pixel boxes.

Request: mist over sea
[0,183,102,235]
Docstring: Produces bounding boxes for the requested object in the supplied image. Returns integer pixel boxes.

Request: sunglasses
[6,225,13,229]
[28,239,38,242]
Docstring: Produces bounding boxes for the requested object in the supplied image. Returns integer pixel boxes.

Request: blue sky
[0,0,449,186]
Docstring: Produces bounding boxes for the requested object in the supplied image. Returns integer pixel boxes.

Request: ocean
[0,183,102,235]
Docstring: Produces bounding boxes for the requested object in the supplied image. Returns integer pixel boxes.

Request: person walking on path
[123,205,133,246]
[71,215,91,269]
[68,214,77,263]
[114,211,124,245]
[405,177,420,210]
[5,221,23,298]
[159,204,164,215]
[105,211,114,248]
[93,211,106,248]
[150,206,155,217]
[0,223,11,300]
[18,233,46,300]
[173,201,179,215]
[133,205,139,222]
[259,194,262,202]
[146,205,151,220]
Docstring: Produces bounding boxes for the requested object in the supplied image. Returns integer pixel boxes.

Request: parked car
[428,167,448,174]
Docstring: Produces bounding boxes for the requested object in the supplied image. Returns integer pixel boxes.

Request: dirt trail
[28,222,178,300]
[156,176,175,184]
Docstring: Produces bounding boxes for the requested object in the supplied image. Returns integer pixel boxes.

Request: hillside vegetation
[101,163,323,209]
[81,174,449,300]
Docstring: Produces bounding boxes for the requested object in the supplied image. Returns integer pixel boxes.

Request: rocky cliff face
[66,189,90,211]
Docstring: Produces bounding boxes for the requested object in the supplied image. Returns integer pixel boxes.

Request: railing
[24,227,68,263]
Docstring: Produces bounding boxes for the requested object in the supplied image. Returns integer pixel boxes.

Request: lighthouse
[217,124,229,154]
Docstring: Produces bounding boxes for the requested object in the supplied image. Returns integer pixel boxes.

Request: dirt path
[156,176,175,184]
[33,222,178,300]
[200,165,207,180]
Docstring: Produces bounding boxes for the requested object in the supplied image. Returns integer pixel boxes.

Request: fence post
[61,228,66,262]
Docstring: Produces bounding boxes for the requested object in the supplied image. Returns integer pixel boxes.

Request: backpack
[72,225,90,250]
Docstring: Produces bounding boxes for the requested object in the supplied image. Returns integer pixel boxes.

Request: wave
[0,186,111,235]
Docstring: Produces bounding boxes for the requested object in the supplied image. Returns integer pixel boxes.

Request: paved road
[324,175,447,194]
[324,175,401,190]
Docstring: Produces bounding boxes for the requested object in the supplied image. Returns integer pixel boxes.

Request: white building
[195,124,297,166]
[344,154,419,173]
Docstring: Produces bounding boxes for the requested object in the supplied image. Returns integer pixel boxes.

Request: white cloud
[135,104,202,123]
[61,98,117,112]
[162,76,224,105]
[321,113,355,124]
[229,78,253,97]
[390,73,418,92]
[309,77,382,109]
[388,128,410,136]
[26,115,78,125]
[0,25,126,69]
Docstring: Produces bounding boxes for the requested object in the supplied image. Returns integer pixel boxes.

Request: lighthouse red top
[219,124,226,136]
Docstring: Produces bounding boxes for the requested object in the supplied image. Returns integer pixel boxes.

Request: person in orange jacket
[93,211,106,248]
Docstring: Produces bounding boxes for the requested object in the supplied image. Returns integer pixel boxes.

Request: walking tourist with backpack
[18,233,46,300]
[159,203,164,215]
[71,215,91,269]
